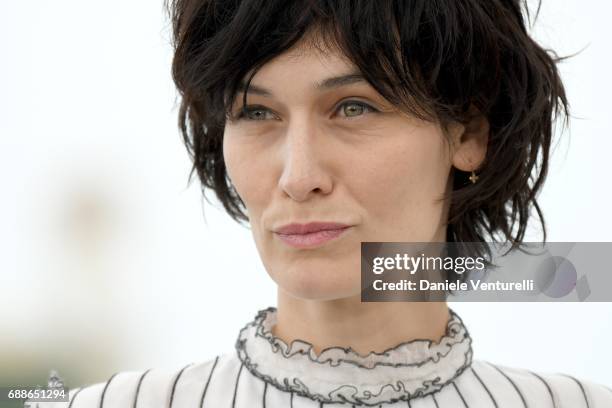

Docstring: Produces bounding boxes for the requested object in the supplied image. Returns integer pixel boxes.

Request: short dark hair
[165,0,571,269]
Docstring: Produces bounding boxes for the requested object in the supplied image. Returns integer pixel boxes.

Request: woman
[38,0,611,407]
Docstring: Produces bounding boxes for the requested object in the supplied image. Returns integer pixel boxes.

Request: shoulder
[30,353,242,408]
[452,359,612,407]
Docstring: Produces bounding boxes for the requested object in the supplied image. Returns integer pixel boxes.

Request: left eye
[338,101,376,118]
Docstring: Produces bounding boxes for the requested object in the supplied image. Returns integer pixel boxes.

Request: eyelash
[231,100,378,122]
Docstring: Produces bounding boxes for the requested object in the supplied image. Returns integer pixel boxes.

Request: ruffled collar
[235,307,473,406]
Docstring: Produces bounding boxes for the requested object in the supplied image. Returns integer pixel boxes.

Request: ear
[449,104,489,172]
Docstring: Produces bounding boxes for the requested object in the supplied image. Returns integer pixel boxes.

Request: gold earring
[469,171,479,184]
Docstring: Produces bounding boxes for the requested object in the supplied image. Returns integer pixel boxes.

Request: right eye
[234,105,277,121]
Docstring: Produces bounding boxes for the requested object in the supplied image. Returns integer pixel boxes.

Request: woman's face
[223,38,465,301]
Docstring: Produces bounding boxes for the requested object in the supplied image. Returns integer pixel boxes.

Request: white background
[1,0,611,386]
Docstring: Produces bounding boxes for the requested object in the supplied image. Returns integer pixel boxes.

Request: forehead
[250,34,358,85]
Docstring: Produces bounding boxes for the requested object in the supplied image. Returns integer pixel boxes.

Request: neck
[273,288,450,356]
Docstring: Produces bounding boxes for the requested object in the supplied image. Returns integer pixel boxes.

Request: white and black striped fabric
[39,357,612,407]
[33,307,612,407]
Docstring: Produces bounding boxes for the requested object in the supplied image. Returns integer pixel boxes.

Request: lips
[274,222,350,235]
[273,222,352,248]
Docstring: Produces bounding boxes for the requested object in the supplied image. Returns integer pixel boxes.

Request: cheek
[222,128,240,189]
[223,128,277,253]
[222,129,271,212]
[349,126,450,237]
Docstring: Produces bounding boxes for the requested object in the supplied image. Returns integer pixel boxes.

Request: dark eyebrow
[316,71,366,90]
[235,82,272,97]
[235,71,366,97]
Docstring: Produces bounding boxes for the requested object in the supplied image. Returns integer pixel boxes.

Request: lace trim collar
[235,307,473,406]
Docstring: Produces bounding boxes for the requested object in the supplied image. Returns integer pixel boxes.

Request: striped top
[33,307,612,407]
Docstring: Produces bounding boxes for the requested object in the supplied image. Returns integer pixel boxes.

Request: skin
[223,34,488,355]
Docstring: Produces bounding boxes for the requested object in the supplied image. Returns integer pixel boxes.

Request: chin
[271,266,360,301]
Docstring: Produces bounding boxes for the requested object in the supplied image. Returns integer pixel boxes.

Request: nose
[278,119,333,202]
